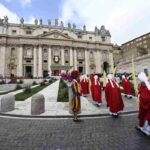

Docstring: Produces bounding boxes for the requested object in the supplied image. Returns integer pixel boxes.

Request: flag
[113,66,117,76]
[131,56,138,96]
[132,56,139,110]
[103,70,107,88]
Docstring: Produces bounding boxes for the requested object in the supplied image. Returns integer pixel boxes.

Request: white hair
[138,72,150,90]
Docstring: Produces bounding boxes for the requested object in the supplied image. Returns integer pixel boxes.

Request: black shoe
[112,114,118,118]
[135,126,141,131]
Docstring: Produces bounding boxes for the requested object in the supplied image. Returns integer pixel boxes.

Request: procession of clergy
[70,70,150,136]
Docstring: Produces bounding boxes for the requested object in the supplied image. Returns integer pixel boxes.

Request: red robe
[122,79,132,95]
[91,80,102,104]
[80,79,89,96]
[138,83,150,127]
[90,75,94,83]
[105,80,124,113]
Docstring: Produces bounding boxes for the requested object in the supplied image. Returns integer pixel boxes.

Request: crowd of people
[61,70,150,136]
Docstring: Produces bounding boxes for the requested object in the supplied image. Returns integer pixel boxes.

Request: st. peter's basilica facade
[0,16,113,78]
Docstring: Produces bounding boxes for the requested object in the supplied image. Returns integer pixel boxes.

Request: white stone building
[113,32,150,75]
[0,16,113,78]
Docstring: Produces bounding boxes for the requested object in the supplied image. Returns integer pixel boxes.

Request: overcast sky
[0,0,150,45]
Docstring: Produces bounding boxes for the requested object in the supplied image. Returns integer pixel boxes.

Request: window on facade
[65,61,68,63]
[43,31,47,34]
[53,49,60,56]
[102,37,105,42]
[79,61,82,64]
[78,35,82,39]
[26,30,32,35]
[25,48,32,58]
[26,60,31,63]
[64,33,68,36]
[65,50,69,57]
[12,30,17,34]
[11,48,15,56]
[43,49,47,56]
[44,60,47,63]
[89,37,92,40]
[78,50,84,59]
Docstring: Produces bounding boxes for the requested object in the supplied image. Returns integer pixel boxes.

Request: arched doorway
[103,62,109,74]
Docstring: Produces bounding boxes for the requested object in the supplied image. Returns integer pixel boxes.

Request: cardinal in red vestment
[91,75,102,106]
[136,72,150,136]
[122,75,132,98]
[105,74,124,117]
[80,75,89,96]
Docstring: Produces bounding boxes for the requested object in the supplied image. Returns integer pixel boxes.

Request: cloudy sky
[0,0,150,44]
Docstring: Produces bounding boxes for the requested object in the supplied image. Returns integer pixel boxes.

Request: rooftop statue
[4,16,8,23]
[83,25,86,31]
[48,19,51,26]
[40,19,42,25]
[35,19,38,25]
[61,21,64,27]
[55,19,58,26]
[68,22,71,28]
[0,18,4,24]
[20,17,24,24]
[73,24,76,29]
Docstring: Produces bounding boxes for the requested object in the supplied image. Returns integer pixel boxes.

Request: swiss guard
[122,75,132,99]
[105,74,124,117]
[80,74,89,97]
[91,75,102,106]
[136,72,150,136]
[71,70,81,121]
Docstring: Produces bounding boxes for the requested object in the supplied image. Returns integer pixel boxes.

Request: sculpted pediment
[37,30,73,40]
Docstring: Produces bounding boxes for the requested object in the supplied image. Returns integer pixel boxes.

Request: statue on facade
[40,19,42,26]
[55,19,58,26]
[20,17,24,25]
[34,19,38,25]
[0,18,4,24]
[68,22,71,29]
[95,26,98,34]
[60,21,64,27]
[48,19,51,26]
[83,25,86,31]
[4,16,8,24]
[73,24,76,29]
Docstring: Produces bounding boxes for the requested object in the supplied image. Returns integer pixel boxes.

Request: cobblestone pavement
[0,114,150,150]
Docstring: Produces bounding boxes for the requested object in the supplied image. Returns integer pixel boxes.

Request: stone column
[17,45,23,77]
[48,46,52,76]
[109,51,114,73]
[70,47,73,66]
[74,48,77,70]
[33,46,37,78]
[85,49,89,74]
[96,50,102,73]
[38,45,43,77]
[0,46,6,77]
[61,47,64,66]
[94,50,98,73]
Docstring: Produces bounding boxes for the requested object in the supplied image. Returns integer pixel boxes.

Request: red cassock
[105,80,124,113]
[80,79,89,96]
[90,75,94,83]
[122,79,132,95]
[91,80,102,104]
[138,83,150,127]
